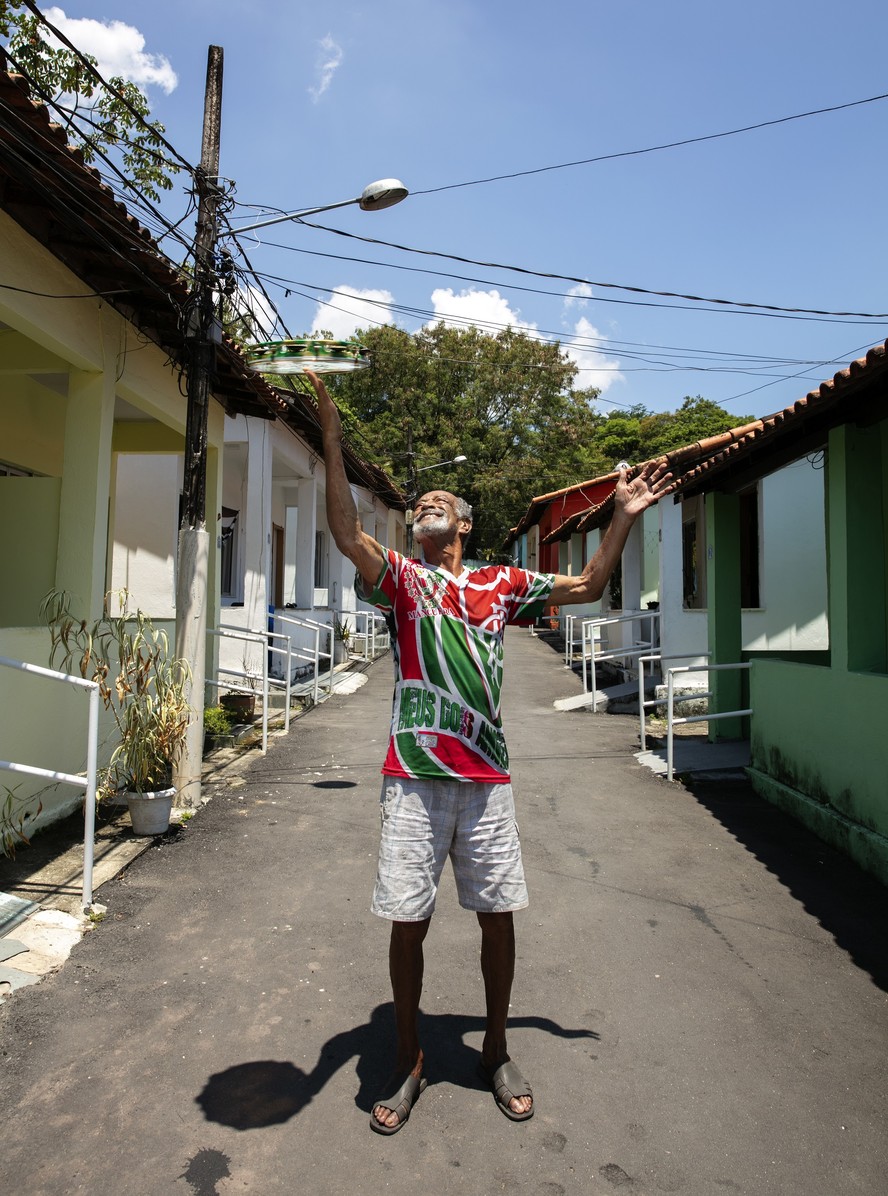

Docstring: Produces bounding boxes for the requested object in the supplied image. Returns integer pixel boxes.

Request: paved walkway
[1,630,886,1195]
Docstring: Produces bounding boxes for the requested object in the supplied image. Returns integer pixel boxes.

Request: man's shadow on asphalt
[195,1003,598,1130]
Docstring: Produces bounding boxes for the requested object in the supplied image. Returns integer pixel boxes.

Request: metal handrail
[0,656,100,910]
[666,662,752,781]
[207,628,269,753]
[217,624,294,733]
[275,614,334,704]
[581,610,661,709]
[352,610,390,661]
[636,653,711,750]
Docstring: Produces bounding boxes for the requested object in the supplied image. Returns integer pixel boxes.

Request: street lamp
[230,178,409,237]
[174,45,410,808]
[414,455,469,478]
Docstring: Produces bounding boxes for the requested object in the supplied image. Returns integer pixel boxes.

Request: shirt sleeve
[356,547,400,613]
[507,568,557,625]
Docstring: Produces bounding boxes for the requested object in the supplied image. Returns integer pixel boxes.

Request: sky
[11,1,888,423]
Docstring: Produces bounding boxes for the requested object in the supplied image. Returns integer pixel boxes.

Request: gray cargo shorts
[371,776,528,921]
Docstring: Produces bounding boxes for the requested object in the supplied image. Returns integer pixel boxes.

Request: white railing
[207,627,271,754]
[0,656,100,911]
[666,662,752,782]
[525,612,594,671]
[637,653,711,750]
[217,626,295,736]
[274,613,334,704]
[581,610,661,709]
[351,611,391,661]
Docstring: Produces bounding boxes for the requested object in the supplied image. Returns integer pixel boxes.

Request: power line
[292,218,888,321]
[244,269,884,383]
[232,236,888,328]
[19,0,195,173]
[411,91,888,196]
[0,106,188,315]
[3,47,197,259]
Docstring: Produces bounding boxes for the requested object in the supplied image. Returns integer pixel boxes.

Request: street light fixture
[414,454,468,477]
[231,178,409,237]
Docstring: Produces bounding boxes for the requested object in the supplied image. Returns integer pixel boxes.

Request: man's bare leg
[477,911,533,1117]
[373,917,430,1129]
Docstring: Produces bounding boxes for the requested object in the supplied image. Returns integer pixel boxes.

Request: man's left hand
[614,459,673,519]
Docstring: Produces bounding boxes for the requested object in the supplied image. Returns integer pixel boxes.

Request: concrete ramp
[554,678,641,713]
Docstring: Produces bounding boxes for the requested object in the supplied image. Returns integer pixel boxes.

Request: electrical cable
[244,271,883,384]
[18,0,195,173]
[288,218,888,321]
[410,91,888,197]
[2,48,197,259]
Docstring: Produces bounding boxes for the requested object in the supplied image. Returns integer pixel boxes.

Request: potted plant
[203,704,234,753]
[41,589,191,836]
[333,616,352,665]
[220,651,259,722]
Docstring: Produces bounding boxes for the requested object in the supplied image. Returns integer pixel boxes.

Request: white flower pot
[125,788,175,836]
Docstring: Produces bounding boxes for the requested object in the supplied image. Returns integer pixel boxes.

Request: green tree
[638,395,752,458]
[1,2,178,200]
[586,396,751,470]
[327,324,604,558]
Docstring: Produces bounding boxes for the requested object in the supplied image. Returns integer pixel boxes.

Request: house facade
[667,343,888,884]
[543,345,887,883]
[0,61,404,836]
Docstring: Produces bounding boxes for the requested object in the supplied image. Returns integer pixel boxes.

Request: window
[682,496,706,610]
[314,530,328,590]
[220,508,238,598]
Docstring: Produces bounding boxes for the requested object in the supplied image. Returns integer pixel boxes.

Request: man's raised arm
[304,370,386,589]
[548,459,673,606]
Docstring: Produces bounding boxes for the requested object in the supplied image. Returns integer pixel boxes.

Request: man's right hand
[305,369,342,440]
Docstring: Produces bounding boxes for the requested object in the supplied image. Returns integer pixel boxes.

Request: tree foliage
[326,325,751,559]
[1,2,178,200]
[327,324,606,556]
[590,395,752,465]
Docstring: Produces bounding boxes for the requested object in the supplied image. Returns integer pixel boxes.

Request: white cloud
[43,8,177,93]
[562,317,623,393]
[564,282,593,310]
[310,286,394,339]
[308,35,344,102]
[427,288,538,335]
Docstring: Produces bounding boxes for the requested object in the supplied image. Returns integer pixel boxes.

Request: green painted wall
[749,659,888,884]
[706,491,745,738]
[826,423,888,673]
[747,417,888,885]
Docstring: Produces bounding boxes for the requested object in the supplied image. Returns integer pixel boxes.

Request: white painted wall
[110,453,180,616]
[658,458,829,679]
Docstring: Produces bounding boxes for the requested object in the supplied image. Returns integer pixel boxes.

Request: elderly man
[306,371,671,1134]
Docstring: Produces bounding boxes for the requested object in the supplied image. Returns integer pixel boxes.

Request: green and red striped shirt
[360,549,556,781]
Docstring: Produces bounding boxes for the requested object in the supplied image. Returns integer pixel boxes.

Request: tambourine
[245,338,371,375]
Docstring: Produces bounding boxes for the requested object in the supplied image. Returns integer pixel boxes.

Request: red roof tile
[542,337,888,540]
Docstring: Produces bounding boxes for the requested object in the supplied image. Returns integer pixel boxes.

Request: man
[306,370,671,1134]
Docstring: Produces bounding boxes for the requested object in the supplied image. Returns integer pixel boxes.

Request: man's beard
[413,514,451,542]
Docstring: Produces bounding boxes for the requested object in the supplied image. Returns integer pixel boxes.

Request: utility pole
[174,45,223,808]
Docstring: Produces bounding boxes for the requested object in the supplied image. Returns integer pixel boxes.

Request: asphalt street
[1,629,886,1196]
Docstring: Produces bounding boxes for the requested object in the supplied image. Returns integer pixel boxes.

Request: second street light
[175,43,409,807]
[404,453,468,555]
